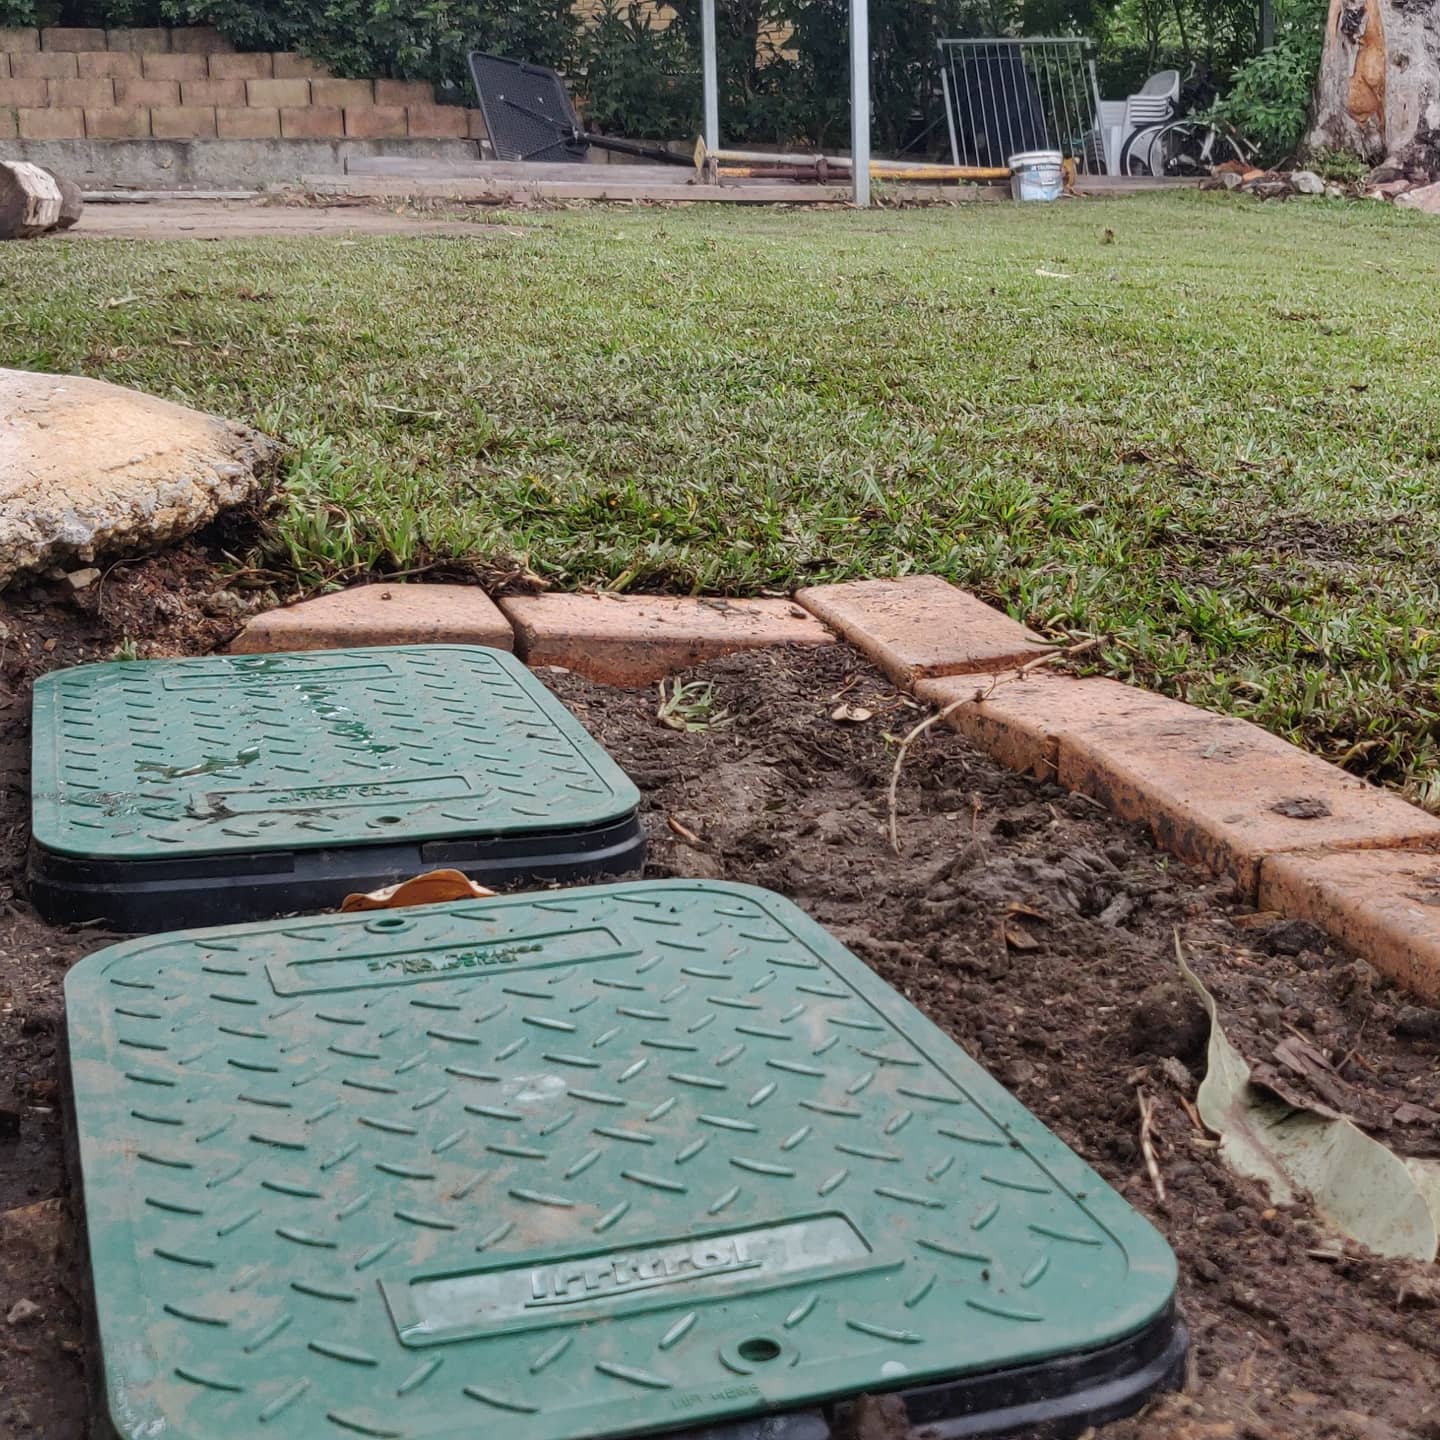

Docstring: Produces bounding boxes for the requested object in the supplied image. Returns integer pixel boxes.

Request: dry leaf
[830,704,873,723]
[1005,900,1049,923]
[341,868,496,912]
[1003,924,1041,952]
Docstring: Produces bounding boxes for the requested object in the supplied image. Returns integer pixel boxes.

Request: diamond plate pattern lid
[31,646,639,861]
[67,881,1178,1440]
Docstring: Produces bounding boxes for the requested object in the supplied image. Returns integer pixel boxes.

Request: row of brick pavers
[228,575,1440,1003]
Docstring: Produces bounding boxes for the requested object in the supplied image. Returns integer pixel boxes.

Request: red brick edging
[228,576,1440,1003]
[793,577,1440,1006]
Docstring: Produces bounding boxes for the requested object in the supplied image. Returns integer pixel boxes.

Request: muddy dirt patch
[0,633,1436,1439]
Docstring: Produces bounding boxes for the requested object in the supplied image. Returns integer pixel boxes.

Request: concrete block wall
[0,26,487,145]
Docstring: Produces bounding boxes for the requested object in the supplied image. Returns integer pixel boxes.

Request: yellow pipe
[695,138,1008,182]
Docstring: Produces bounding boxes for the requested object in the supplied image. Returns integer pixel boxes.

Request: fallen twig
[1249,596,1328,658]
[666,815,704,847]
[1137,1085,1166,1204]
[970,635,1104,703]
[885,636,1106,855]
[886,697,969,855]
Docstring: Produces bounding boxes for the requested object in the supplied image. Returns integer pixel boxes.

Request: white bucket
[1009,150,1064,202]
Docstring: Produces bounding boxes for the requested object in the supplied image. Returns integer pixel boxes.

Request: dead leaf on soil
[1003,924,1041,952]
[830,703,874,724]
[1177,934,1438,1262]
[1231,910,1283,930]
[341,869,496,912]
[1005,900,1050,923]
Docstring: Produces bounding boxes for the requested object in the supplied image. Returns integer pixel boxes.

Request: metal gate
[939,37,1106,175]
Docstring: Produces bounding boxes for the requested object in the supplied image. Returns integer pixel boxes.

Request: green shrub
[1211,0,1326,165]
[1306,145,1366,182]
[575,1,696,138]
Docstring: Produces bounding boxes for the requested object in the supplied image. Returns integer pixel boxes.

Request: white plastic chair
[1123,69,1180,133]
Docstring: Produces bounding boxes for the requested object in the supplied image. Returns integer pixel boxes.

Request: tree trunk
[1310,0,1440,167]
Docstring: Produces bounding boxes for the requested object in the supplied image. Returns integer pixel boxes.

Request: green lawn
[3,192,1438,805]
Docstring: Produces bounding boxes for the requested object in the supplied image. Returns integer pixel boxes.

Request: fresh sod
[2,191,1437,803]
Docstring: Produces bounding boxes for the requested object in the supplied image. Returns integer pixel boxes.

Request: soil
[1,592,1437,1440]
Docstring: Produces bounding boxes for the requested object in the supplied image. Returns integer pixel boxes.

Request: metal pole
[849,0,869,207]
[701,0,719,154]
[939,44,960,166]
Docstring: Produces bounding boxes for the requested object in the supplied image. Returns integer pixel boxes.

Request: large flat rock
[0,368,277,584]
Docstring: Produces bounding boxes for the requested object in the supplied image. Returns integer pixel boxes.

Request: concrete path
[66,199,511,239]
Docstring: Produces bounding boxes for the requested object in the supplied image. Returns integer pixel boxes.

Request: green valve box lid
[67,881,1182,1440]
[30,646,643,930]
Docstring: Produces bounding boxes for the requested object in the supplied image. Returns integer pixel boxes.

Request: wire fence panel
[938,38,1106,175]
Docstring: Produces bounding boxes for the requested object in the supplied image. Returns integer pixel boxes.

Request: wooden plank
[303,173,1006,205]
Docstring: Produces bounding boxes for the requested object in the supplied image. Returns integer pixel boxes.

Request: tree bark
[1310,0,1440,167]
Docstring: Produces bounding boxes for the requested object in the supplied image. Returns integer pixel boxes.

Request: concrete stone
[114,77,179,107]
[150,105,217,140]
[142,52,206,81]
[406,102,467,139]
[1260,849,1440,1004]
[0,367,277,584]
[0,158,59,232]
[281,105,342,139]
[248,76,310,108]
[0,78,47,108]
[0,55,8,79]
[1395,180,1440,215]
[17,107,82,139]
[48,77,114,109]
[376,78,433,107]
[169,27,232,55]
[798,575,1053,687]
[180,77,246,107]
[40,26,106,51]
[105,28,170,53]
[466,108,487,140]
[0,108,15,140]
[1291,169,1325,195]
[0,27,40,53]
[85,106,150,139]
[312,77,372,108]
[76,51,141,78]
[215,105,279,140]
[13,51,78,79]
[230,583,515,654]
[499,593,833,686]
[208,52,272,80]
[272,53,330,79]
[344,104,406,139]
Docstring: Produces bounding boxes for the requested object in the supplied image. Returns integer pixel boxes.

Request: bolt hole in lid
[27,645,644,931]
[65,879,1185,1440]
[738,1337,783,1363]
